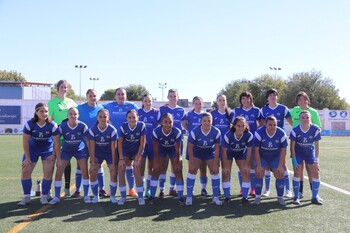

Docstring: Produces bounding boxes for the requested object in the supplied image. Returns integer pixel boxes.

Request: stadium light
[159,83,167,101]
[269,67,281,88]
[89,77,99,89]
[75,65,87,97]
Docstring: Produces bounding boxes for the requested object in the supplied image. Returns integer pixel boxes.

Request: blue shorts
[158,150,177,159]
[258,156,280,169]
[61,150,88,161]
[22,151,53,163]
[226,151,246,161]
[95,155,113,165]
[142,144,154,160]
[296,154,316,165]
[194,153,214,161]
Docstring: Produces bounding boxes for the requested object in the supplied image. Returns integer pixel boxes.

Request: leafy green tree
[51,82,78,100]
[0,70,26,81]
[100,89,115,101]
[125,84,149,101]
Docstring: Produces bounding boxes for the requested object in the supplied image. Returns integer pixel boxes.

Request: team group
[17,79,323,207]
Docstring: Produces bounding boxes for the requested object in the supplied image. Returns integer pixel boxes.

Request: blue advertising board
[0,106,21,124]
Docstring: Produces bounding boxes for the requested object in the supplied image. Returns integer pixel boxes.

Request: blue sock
[200,175,208,190]
[146,175,151,191]
[264,170,271,191]
[238,171,242,188]
[242,182,250,199]
[312,179,320,198]
[150,177,158,198]
[136,185,143,198]
[254,178,263,196]
[54,181,62,198]
[176,180,184,199]
[42,179,52,195]
[97,167,105,190]
[169,172,176,191]
[250,170,256,192]
[82,179,90,197]
[293,177,300,199]
[21,179,32,195]
[186,173,196,198]
[223,181,230,198]
[75,169,82,192]
[276,179,285,197]
[211,174,220,197]
[159,174,166,192]
[284,170,290,191]
[110,181,117,197]
[126,166,134,190]
[120,185,127,198]
[91,181,98,196]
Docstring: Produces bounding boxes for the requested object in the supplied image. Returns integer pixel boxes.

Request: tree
[51,82,78,100]
[100,89,115,101]
[125,84,149,101]
[0,70,26,81]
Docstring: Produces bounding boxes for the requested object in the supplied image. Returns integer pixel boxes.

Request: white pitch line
[288,170,350,196]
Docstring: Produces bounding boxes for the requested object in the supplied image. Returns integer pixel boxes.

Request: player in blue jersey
[138,94,161,198]
[71,89,108,199]
[49,107,91,204]
[158,88,186,198]
[290,111,323,205]
[148,113,184,205]
[232,91,264,197]
[261,89,293,198]
[18,103,60,206]
[221,116,253,205]
[182,96,210,196]
[253,116,288,206]
[185,112,222,205]
[88,109,118,203]
[103,87,139,197]
[117,109,146,205]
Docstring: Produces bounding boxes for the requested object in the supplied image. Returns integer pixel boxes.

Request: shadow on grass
[1,194,313,224]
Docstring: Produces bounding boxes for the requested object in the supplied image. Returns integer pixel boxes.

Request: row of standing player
[18,81,322,206]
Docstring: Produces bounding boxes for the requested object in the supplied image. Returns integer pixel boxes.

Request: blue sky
[1,0,349,105]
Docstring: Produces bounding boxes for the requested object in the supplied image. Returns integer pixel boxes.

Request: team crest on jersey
[309,136,313,139]
[136,132,140,136]
[275,140,279,143]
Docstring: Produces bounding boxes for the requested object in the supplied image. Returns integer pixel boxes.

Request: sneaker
[285,190,293,198]
[249,189,256,197]
[178,197,185,205]
[238,189,243,197]
[278,197,286,206]
[262,190,270,197]
[159,191,165,199]
[138,198,146,205]
[169,189,178,197]
[40,196,49,205]
[118,197,126,205]
[110,196,118,204]
[17,197,31,206]
[129,189,138,197]
[223,197,231,205]
[144,189,151,198]
[212,197,222,205]
[201,189,209,197]
[49,197,60,205]
[292,198,300,205]
[241,197,250,205]
[148,197,155,205]
[84,196,91,204]
[253,196,261,205]
[185,197,193,206]
[99,189,110,198]
[311,197,323,205]
[316,195,324,202]
[92,196,99,203]
[64,188,70,197]
[299,192,304,199]
[71,190,80,198]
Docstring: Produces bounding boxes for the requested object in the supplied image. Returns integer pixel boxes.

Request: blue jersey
[254,126,288,161]
[188,125,221,159]
[159,105,186,134]
[103,101,139,131]
[119,121,146,157]
[211,110,233,136]
[59,121,89,154]
[222,130,253,157]
[152,125,182,157]
[77,103,103,127]
[23,120,59,154]
[289,124,321,158]
[88,124,118,158]
[232,106,263,134]
[184,111,203,133]
[137,108,160,145]
[261,104,291,129]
